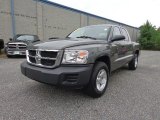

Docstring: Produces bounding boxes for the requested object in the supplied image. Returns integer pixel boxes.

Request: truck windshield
[15,35,35,41]
[68,26,111,40]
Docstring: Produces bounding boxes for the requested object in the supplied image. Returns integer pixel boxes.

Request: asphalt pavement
[0,50,160,120]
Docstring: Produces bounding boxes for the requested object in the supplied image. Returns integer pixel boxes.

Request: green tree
[139,21,160,50]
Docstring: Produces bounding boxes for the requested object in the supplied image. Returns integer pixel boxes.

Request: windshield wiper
[76,36,96,40]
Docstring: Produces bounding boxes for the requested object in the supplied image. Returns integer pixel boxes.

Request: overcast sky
[49,0,160,28]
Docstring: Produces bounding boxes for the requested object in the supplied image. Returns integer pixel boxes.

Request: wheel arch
[135,50,140,56]
[95,55,111,74]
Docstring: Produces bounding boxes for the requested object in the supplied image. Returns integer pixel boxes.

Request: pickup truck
[21,24,140,98]
[5,34,40,57]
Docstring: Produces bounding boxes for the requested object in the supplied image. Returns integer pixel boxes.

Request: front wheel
[7,55,13,58]
[128,54,138,70]
[85,62,109,98]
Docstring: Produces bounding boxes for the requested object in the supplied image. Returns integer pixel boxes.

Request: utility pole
[10,0,16,37]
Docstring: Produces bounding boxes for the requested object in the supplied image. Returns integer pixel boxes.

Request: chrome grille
[27,49,59,68]
[28,50,36,56]
[40,51,58,58]
[8,43,27,49]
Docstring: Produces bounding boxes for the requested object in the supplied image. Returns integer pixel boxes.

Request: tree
[139,21,160,50]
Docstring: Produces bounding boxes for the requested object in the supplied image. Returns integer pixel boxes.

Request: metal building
[0,0,139,43]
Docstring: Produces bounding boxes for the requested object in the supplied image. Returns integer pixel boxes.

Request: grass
[0,50,6,58]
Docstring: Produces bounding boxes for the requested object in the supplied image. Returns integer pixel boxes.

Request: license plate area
[14,51,20,54]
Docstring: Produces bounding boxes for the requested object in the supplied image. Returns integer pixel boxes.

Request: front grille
[41,51,58,58]
[8,45,16,49]
[41,59,55,66]
[8,43,27,49]
[8,44,16,49]
[27,49,59,68]
[29,57,36,64]
[28,50,36,56]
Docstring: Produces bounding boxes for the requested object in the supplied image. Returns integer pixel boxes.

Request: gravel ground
[0,50,160,120]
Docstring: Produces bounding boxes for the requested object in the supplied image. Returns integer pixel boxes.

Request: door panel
[110,27,128,71]
[121,28,134,63]
[111,41,128,70]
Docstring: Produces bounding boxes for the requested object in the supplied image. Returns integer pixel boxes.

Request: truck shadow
[110,65,129,76]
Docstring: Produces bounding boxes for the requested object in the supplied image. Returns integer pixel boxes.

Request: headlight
[62,50,89,64]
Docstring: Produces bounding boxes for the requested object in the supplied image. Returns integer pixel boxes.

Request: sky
[49,0,160,28]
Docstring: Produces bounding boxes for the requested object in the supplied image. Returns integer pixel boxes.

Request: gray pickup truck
[5,34,40,57]
[21,24,140,98]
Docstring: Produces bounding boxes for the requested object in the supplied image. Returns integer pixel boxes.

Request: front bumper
[6,48,26,55]
[21,61,93,88]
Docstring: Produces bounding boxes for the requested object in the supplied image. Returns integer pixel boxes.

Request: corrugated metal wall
[0,0,13,41]
[0,0,139,43]
[14,0,37,35]
[42,3,81,39]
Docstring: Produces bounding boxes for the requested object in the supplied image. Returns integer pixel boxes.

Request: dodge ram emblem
[16,44,19,49]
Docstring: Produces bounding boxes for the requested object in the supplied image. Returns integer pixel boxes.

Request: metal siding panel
[124,26,134,41]
[88,16,106,25]
[106,20,119,25]
[137,30,140,39]
[134,29,140,42]
[0,0,12,43]
[80,14,88,27]
[37,2,44,40]
[42,4,81,40]
[14,0,37,35]
[133,29,138,42]
[14,0,36,17]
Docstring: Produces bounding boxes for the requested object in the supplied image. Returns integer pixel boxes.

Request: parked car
[5,34,40,57]
[21,24,140,98]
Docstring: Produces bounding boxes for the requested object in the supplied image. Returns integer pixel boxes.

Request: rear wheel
[85,62,109,98]
[128,54,138,70]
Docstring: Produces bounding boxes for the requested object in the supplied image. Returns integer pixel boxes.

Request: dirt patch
[0,52,7,58]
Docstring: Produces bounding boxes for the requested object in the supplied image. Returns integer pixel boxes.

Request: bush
[0,39,4,52]
[139,21,160,50]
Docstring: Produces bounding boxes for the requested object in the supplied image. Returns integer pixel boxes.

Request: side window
[121,28,129,41]
[112,27,121,36]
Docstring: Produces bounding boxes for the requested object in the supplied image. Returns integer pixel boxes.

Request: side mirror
[9,38,13,41]
[111,35,125,42]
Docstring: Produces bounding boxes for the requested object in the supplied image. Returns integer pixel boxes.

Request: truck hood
[31,38,106,50]
[7,40,33,45]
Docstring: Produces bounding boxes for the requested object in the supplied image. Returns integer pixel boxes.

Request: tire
[7,55,13,58]
[85,62,109,98]
[128,54,138,70]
